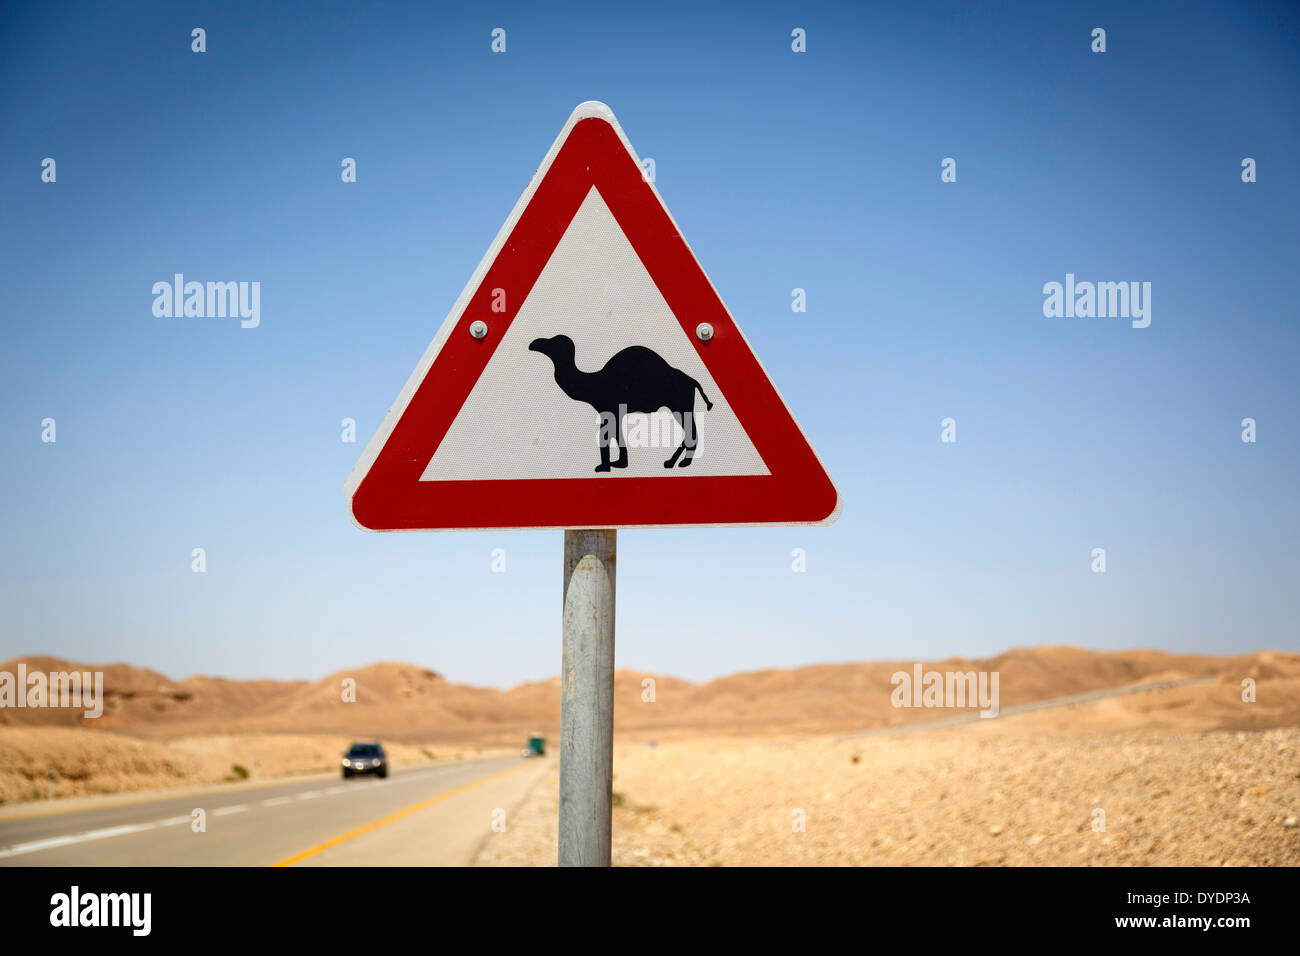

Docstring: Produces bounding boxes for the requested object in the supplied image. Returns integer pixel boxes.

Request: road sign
[346,101,840,531]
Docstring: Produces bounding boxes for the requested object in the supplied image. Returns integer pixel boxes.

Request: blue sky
[1,1,1297,687]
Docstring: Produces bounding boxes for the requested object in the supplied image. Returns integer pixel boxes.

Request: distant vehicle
[520,733,545,758]
[341,741,388,779]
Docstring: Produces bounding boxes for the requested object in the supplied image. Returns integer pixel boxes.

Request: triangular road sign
[347,101,840,531]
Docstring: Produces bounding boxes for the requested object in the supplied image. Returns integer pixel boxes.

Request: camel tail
[694,379,713,411]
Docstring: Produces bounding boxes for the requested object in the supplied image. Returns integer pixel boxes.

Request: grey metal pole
[559,529,616,867]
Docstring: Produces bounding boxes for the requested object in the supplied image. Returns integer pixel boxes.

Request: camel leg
[677,410,698,467]
[664,411,687,468]
[595,419,613,472]
[612,415,628,469]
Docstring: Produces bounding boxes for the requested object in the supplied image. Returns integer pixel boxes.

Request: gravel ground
[474,724,1300,866]
[473,759,708,866]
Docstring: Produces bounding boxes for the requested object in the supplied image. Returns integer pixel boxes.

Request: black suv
[341,741,389,779]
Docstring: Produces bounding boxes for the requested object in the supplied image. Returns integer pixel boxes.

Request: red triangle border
[348,104,840,531]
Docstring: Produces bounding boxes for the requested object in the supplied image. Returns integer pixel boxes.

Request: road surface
[0,754,548,866]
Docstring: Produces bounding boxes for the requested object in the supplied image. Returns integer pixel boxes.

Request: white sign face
[347,101,839,531]
[421,187,769,482]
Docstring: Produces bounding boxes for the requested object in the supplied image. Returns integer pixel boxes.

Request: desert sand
[477,707,1300,866]
[6,647,1296,741]
[3,646,1298,866]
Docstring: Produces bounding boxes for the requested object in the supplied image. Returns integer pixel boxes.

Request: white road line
[0,835,80,859]
[83,823,157,841]
[0,764,508,859]
[0,822,156,860]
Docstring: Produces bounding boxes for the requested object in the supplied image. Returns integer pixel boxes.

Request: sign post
[559,529,616,866]
[346,101,839,867]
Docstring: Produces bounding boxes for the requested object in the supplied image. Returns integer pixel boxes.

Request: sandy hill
[3,647,1298,745]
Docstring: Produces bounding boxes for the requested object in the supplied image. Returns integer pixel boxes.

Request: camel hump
[590,345,707,415]
[595,348,681,385]
[601,345,676,376]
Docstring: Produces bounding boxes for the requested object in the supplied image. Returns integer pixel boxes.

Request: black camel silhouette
[528,334,713,472]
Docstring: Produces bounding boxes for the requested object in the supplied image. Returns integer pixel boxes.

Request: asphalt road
[0,754,548,866]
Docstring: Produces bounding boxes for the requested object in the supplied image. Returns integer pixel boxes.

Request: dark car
[341,741,388,779]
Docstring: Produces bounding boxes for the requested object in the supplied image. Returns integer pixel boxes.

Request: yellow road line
[272,762,529,867]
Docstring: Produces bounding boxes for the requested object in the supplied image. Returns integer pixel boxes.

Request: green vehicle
[527,733,545,757]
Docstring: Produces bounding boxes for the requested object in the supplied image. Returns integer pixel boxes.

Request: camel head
[528,334,576,367]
